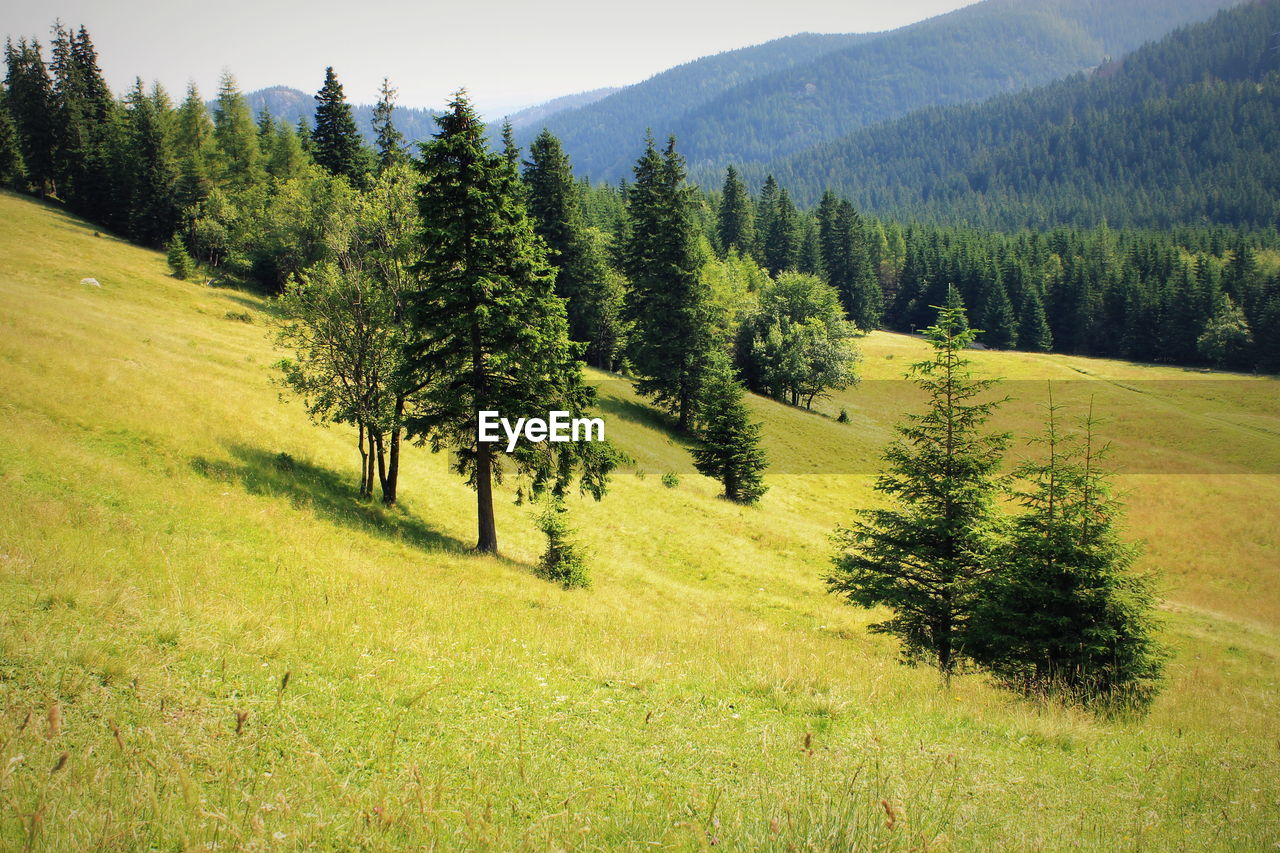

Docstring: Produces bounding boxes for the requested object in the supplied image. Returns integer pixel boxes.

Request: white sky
[1,0,980,116]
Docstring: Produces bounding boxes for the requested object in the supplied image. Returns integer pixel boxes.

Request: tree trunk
[475,441,498,553]
[357,422,371,498]
[373,430,389,503]
[382,396,404,507]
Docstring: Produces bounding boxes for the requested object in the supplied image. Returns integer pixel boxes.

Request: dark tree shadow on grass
[594,394,695,445]
[190,444,473,556]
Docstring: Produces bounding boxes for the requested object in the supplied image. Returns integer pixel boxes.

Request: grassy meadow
[1,189,1279,850]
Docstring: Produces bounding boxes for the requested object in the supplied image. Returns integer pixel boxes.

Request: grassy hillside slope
[1,191,1278,849]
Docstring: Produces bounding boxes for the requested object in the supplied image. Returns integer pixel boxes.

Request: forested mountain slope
[515,32,866,180]
[765,0,1280,228]
[528,0,1241,184]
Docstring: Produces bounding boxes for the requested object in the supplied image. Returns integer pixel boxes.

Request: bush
[660,472,680,488]
[535,499,590,589]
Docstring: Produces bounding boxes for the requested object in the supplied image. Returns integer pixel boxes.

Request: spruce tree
[523,129,606,358]
[817,193,882,330]
[4,38,56,196]
[371,77,407,171]
[403,92,609,553]
[48,23,116,219]
[981,280,1018,349]
[0,87,26,188]
[827,301,1009,678]
[311,66,365,184]
[167,235,195,279]
[754,175,779,262]
[969,397,1165,709]
[500,119,519,171]
[621,134,713,430]
[692,352,768,504]
[125,79,177,247]
[1018,287,1053,352]
[173,83,214,210]
[764,187,800,278]
[716,165,754,257]
[212,72,261,190]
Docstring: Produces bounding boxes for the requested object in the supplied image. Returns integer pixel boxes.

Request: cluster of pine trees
[829,298,1166,710]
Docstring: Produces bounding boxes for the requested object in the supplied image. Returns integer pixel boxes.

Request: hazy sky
[1,0,980,116]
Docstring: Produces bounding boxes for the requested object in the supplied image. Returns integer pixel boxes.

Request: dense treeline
[765,0,1280,228]
[4,19,1278,386]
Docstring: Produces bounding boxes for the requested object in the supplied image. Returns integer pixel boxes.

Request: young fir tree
[621,134,713,431]
[827,301,1009,678]
[942,283,969,332]
[535,496,591,589]
[716,165,754,258]
[969,395,1166,710]
[371,77,407,171]
[166,234,195,279]
[311,66,365,184]
[691,351,768,504]
[403,92,611,553]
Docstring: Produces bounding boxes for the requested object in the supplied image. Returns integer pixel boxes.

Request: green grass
[1,190,1278,850]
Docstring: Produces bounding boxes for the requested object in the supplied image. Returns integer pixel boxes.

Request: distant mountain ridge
[505,87,621,130]
[228,86,440,147]
[522,0,1244,185]
[237,85,621,148]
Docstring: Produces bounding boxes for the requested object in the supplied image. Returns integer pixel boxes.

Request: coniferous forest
[2,2,1280,848]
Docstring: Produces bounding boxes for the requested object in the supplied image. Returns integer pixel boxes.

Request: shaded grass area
[191,445,469,556]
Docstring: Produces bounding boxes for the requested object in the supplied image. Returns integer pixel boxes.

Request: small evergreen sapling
[166,235,195,279]
[535,497,590,589]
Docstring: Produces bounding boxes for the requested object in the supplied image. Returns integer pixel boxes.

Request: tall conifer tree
[3,38,56,196]
[403,93,607,554]
[716,165,754,258]
[212,72,261,189]
[622,134,713,430]
[371,77,407,171]
[523,129,608,359]
[311,66,365,184]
